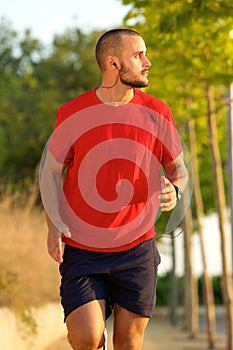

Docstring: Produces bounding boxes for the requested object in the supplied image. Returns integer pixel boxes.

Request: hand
[159,176,177,212]
[47,222,71,263]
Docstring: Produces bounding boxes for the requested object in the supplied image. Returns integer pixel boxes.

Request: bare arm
[40,151,71,263]
[160,153,188,212]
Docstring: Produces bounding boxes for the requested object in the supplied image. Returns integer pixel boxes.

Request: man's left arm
[160,153,188,212]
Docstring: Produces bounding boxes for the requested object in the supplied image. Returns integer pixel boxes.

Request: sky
[0,0,131,44]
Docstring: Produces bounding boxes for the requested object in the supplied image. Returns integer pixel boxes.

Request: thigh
[59,244,111,320]
[113,303,149,350]
[66,299,106,349]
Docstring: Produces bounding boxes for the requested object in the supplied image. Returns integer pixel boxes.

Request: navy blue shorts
[59,238,161,321]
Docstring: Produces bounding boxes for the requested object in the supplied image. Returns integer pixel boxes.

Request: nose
[144,56,151,68]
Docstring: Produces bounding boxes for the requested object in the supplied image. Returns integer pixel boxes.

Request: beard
[119,64,149,88]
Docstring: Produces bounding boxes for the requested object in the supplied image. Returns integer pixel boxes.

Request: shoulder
[133,89,173,117]
[56,89,99,125]
[59,89,98,114]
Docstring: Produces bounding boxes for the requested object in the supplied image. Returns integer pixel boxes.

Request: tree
[0,20,102,184]
[183,201,199,338]
[121,0,232,211]
[189,118,216,349]
[206,84,233,350]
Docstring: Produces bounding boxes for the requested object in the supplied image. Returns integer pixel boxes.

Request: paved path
[44,310,226,350]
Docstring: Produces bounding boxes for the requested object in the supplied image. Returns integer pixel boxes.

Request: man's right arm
[40,151,71,263]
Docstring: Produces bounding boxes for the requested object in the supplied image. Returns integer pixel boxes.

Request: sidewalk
[44,309,227,350]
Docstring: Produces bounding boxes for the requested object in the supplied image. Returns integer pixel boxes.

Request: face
[118,35,151,88]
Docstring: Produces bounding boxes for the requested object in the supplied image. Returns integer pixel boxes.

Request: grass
[0,183,61,329]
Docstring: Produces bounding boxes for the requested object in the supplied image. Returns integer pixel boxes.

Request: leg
[109,240,161,349]
[113,304,149,350]
[66,299,106,350]
[59,245,112,349]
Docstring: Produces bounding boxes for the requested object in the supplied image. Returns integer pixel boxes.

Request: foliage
[0,19,101,184]
[156,272,223,306]
[0,188,61,332]
[156,272,184,306]
[121,0,233,212]
[198,275,223,305]
[0,266,18,306]
[0,1,233,210]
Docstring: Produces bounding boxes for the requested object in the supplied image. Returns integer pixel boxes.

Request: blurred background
[0,0,233,349]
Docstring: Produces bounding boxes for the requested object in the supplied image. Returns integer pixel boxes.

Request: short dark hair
[95,28,140,70]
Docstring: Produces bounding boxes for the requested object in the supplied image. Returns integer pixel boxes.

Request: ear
[106,56,120,70]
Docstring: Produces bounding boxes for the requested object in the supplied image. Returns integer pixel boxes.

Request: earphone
[100,62,119,89]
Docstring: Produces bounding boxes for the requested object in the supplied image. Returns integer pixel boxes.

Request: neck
[96,85,134,105]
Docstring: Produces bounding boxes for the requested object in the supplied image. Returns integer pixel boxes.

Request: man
[40,28,188,350]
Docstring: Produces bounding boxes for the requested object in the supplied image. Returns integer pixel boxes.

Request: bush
[156,272,223,306]
[156,272,184,306]
[198,275,223,305]
[0,186,61,332]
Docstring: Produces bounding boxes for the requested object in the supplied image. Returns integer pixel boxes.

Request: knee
[67,330,105,350]
[113,334,143,350]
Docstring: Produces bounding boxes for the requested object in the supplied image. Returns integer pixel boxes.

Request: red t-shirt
[48,88,182,252]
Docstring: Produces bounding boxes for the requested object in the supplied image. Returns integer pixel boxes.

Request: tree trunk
[188,118,216,349]
[169,231,178,325]
[206,85,233,350]
[183,200,199,338]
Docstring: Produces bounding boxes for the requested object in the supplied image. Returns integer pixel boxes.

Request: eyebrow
[132,50,147,56]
